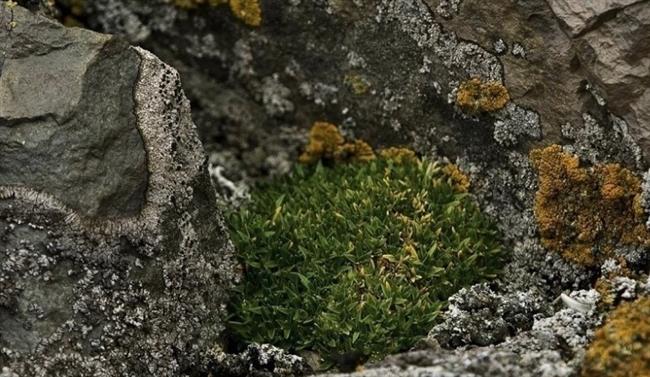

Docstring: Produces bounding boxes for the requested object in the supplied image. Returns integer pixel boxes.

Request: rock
[546,0,642,36]
[321,290,602,377]
[0,5,237,376]
[80,0,650,197]
[0,7,146,219]
[207,343,311,377]
[428,283,551,348]
[575,2,650,158]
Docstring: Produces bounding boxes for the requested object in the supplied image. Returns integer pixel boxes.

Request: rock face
[546,0,643,36]
[0,5,237,376]
[0,11,146,218]
[81,0,650,189]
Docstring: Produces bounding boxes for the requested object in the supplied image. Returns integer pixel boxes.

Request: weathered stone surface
[0,6,147,219]
[576,2,650,156]
[323,290,602,377]
[0,5,237,376]
[81,0,650,196]
[546,0,643,36]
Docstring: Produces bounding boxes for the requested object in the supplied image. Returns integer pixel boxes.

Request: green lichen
[227,156,506,369]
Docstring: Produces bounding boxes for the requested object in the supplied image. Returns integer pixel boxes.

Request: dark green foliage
[227,159,506,367]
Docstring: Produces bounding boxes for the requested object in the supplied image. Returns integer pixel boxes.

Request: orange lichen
[530,145,650,267]
[336,139,376,162]
[456,78,510,113]
[299,122,345,165]
[581,297,650,377]
[299,122,376,165]
[228,0,262,27]
[378,147,419,164]
[174,0,261,27]
[442,164,471,193]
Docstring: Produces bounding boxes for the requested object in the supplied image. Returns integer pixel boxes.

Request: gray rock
[0,5,146,219]
[428,283,551,348]
[74,0,650,375]
[0,5,237,376]
[546,0,642,36]
[322,290,602,377]
[207,343,311,377]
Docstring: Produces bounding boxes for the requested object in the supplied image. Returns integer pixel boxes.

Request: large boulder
[0,5,237,376]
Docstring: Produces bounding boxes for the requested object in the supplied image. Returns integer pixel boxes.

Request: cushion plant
[227,156,506,368]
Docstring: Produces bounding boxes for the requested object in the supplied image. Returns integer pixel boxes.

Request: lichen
[298,122,375,165]
[174,0,261,27]
[442,163,470,193]
[298,122,345,164]
[228,0,261,27]
[344,73,371,95]
[378,147,419,164]
[530,145,650,267]
[581,297,650,377]
[456,78,510,113]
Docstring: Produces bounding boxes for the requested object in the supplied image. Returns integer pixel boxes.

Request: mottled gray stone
[0,5,147,219]
[322,290,601,377]
[207,343,311,377]
[0,5,237,376]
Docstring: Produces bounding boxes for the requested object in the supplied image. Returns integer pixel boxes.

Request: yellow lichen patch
[228,0,262,27]
[530,145,650,267]
[299,122,345,165]
[344,74,371,95]
[442,164,470,193]
[336,139,376,162]
[456,78,510,113]
[174,0,261,27]
[581,297,650,377]
[378,147,419,164]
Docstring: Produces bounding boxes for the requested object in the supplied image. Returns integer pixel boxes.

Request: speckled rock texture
[81,0,650,192]
[0,5,237,376]
[206,343,312,377]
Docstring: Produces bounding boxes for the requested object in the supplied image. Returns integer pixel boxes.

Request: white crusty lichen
[492,103,542,146]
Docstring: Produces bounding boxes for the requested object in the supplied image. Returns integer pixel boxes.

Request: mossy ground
[226,128,506,368]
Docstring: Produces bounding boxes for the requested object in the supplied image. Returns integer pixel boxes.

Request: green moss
[227,158,506,368]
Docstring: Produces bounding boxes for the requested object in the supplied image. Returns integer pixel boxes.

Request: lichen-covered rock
[207,343,311,377]
[428,283,552,348]
[323,290,602,377]
[0,5,237,376]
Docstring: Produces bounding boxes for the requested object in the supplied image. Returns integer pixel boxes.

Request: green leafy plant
[227,158,506,368]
